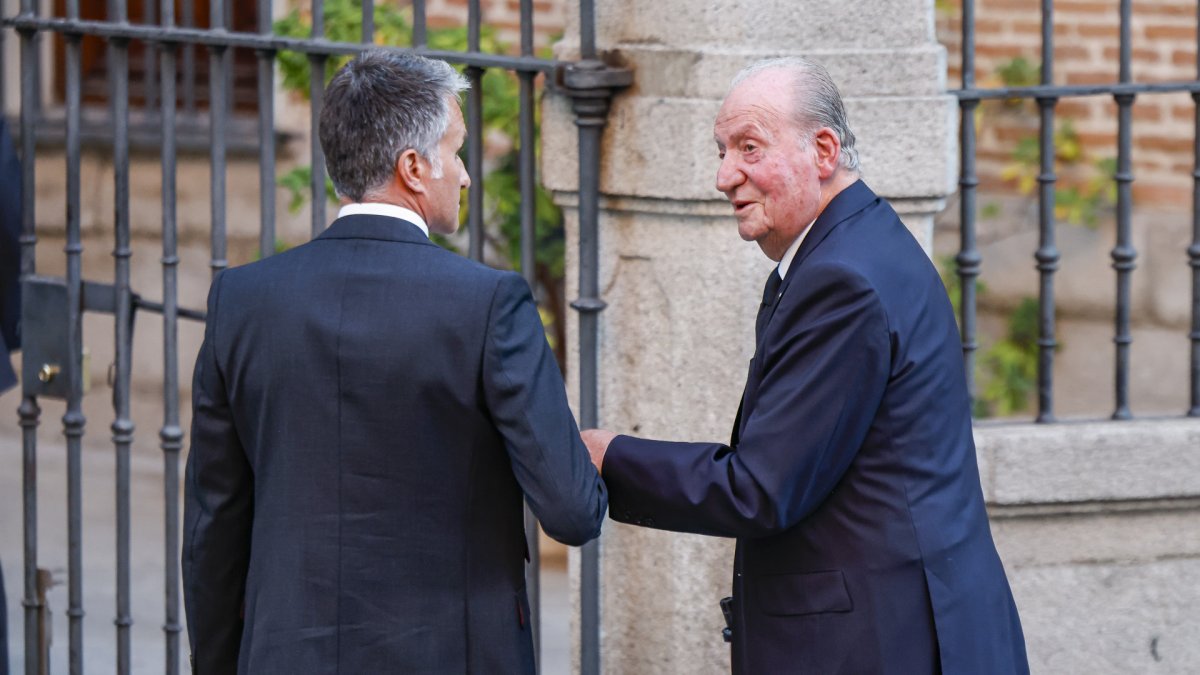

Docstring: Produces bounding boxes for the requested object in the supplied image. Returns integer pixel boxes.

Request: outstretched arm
[483,272,608,546]
[600,262,890,538]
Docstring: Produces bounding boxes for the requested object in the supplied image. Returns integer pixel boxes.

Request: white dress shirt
[337,202,430,239]
[776,219,817,283]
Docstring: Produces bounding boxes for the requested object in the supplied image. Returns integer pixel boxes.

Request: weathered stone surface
[551,1,960,672]
[975,419,1200,505]
[1006,559,1200,674]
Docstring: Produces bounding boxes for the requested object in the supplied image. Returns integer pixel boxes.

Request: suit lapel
[755,180,879,352]
[736,180,880,440]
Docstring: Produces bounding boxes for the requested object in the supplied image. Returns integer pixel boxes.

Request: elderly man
[183,50,607,674]
[583,58,1028,674]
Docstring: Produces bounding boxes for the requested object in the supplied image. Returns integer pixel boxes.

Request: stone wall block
[975,420,1200,505]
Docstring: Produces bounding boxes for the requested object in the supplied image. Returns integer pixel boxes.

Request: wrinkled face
[425,99,470,235]
[714,70,822,261]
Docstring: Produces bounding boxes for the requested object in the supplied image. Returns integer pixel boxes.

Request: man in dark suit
[183,50,607,674]
[0,114,21,675]
[583,58,1028,674]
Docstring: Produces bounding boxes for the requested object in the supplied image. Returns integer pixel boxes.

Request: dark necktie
[755,269,782,344]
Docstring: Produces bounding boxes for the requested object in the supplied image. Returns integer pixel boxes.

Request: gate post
[545,0,955,671]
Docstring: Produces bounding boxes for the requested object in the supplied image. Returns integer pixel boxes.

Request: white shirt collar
[776,219,816,282]
[337,202,429,238]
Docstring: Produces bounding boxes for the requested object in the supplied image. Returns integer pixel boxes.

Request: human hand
[580,429,617,472]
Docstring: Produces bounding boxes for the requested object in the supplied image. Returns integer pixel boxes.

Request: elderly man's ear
[811,126,842,180]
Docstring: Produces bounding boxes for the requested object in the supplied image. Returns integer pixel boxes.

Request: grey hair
[319,49,469,202]
[730,57,860,173]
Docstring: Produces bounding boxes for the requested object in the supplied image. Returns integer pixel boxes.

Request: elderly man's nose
[716,156,743,193]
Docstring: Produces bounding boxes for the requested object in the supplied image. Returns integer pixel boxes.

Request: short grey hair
[731,57,860,173]
[319,50,469,202]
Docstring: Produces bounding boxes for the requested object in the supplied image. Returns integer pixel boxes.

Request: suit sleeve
[602,261,890,538]
[482,273,607,546]
[182,272,253,673]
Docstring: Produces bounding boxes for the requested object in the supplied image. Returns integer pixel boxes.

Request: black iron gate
[3,1,629,673]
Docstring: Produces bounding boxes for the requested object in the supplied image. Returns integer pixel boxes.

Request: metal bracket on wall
[20,276,205,401]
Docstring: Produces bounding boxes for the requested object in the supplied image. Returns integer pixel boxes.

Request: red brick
[982,0,1041,10]
[1101,46,1160,63]
[1132,104,1163,122]
[1138,4,1196,18]
[1137,135,1192,152]
[1078,23,1120,39]
[1056,100,1093,117]
[976,43,1036,59]
[1056,44,1093,60]
[1076,131,1119,147]
[1172,49,1198,67]
[1144,25,1196,41]
[1132,182,1191,207]
[1172,104,1199,121]
[1012,20,1048,35]
[1065,71,1119,85]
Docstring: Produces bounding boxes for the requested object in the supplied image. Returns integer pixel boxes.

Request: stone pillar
[543,1,956,671]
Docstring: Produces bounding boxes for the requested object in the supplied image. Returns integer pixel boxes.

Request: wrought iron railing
[2,1,629,673]
[951,0,1200,422]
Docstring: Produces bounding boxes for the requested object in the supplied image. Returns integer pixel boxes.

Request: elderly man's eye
[718,151,726,160]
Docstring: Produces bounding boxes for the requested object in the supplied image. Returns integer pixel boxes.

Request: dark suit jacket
[603,181,1028,674]
[183,214,607,674]
[0,116,22,393]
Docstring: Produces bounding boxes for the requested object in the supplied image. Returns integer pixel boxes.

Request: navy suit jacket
[603,181,1027,674]
[183,214,607,674]
[0,116,22,393]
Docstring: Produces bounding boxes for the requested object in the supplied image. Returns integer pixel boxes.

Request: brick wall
[937,0,1198,207]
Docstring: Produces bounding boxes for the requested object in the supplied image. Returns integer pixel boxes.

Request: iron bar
[1035,0,1058,423]
[957,0,980,406]
[159,0,183,671]
[132,298,206,322]
[1111,0,1135,420]
[465,2,484,260]
[181,0,195,115]
[108,1,135,672]
[310,59,327,236]
[580,0,595,61]
[309,60,326,236]
[575,101,604,674]
[310,1,327,237]
[362,0,374,44]
[17,0,40,672]
[209,0,228,275]
[144,0,157,112]
[1192,2,1200,417]
[467,65,484,261]
[63,1,87,672]
[258,0,276,259]
[0,16,562,73]
[572,7,609,674]
[413,0,426,48]
[19,396,39,675]
[518,0,540,657]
